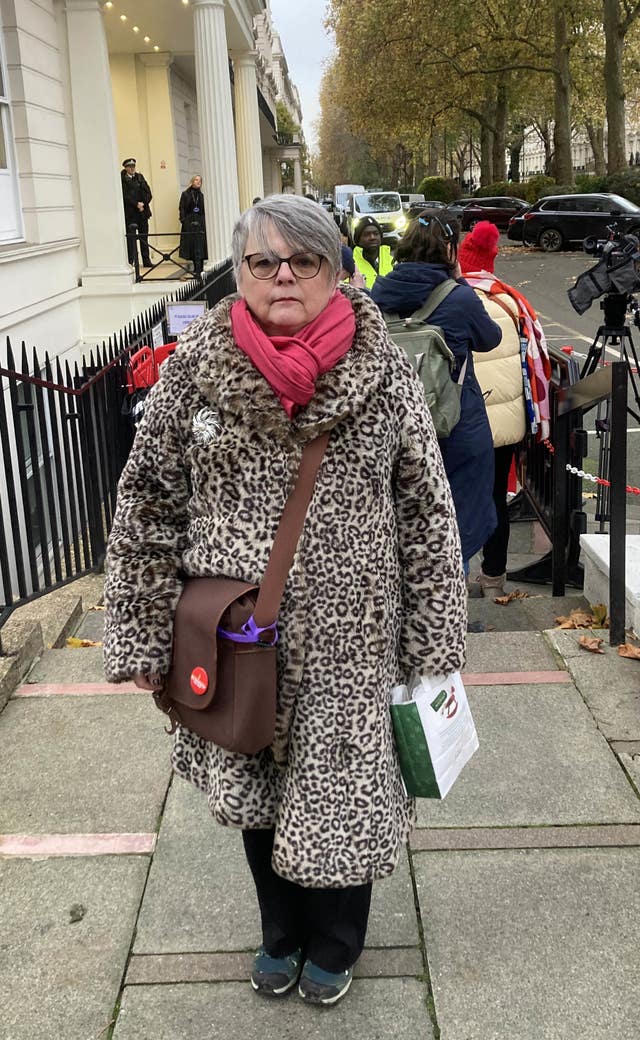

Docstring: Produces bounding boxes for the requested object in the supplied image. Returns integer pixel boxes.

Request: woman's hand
[350,270,367,290]
[133,672,163,691]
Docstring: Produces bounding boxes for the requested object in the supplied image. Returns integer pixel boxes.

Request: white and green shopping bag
[390,672,479,798]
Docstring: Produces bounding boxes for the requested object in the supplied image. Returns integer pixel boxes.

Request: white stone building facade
[0,0,305,361]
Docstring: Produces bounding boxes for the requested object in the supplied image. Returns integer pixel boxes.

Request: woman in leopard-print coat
[103,195,466,1003]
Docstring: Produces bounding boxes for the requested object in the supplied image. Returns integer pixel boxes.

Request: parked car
[507,213,526,242]
[345,191,408,245]
[406,200,447,220]
[521,193,640,251]
[460,197,529,231]
[444,198,477,222]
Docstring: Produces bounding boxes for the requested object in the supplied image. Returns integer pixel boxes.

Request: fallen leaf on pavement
[618,643,640,660]
[494,590,542,605]
[590,604,610,628]
[66,636,103,648]
[555,609,597,629]
[578,635,605,654]
[88,605,105,612]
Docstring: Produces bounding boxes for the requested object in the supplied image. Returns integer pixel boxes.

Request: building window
[0,24,23,243]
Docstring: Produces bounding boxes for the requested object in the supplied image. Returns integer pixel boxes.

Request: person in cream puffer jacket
[459,221,527,595]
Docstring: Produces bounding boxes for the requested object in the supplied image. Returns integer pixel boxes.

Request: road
[493,240,640,510]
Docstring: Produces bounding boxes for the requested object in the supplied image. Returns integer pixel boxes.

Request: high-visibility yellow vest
[353,245,394,289]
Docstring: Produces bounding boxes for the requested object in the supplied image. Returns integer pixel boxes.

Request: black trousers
[125,215,151,266]
[482,443,516,577]
[242,828,372,973]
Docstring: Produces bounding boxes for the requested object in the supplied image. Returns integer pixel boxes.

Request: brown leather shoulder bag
[152,433,329,753]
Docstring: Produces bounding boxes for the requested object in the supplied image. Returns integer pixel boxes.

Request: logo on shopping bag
[431,686,458,717]
[431,689,447,712]
[444,691,458,718]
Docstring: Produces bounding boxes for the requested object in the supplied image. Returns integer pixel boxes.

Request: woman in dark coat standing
[371,214,501,568]
[179,175,208,274]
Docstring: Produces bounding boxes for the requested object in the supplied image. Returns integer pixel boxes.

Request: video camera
[567,224,640,316]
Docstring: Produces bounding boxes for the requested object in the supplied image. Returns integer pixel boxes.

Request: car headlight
[395,215,407,229]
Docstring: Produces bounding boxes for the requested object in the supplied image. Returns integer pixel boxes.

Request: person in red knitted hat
[458,220,500,274]
[459,222,550,596]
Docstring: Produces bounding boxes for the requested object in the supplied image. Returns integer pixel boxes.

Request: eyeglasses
[243,252,324,279]
[419,215,454,240]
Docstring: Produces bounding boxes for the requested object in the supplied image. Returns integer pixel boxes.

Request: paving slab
[547,628,640,741]
[520,594,591,631]
[0,695,170,832]
[619,751,640,794]
[416,684,640,829]
[113,978,433,1040]
[414,847,640,1040]
[0,855,148,1040]
[134,778,261,954]
[466,599,532,632]
[25,646,106,683]
[10,591,83,648]
[135,779,419,953]
[73,608,105,642]
[464,631,559,672]
[125,947,423,985]
[0,617,43,709]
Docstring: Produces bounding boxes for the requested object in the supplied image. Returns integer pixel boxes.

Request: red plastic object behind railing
[128,342,177,392]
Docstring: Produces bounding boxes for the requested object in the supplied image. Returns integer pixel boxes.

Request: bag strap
[253,432,330,627]
[488,292,520,331]
[404,278,459,325]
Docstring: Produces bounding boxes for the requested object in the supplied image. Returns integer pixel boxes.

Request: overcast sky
[268,0,335,152]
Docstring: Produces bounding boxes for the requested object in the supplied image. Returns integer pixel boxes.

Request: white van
[345,191,407,245]
[333,184,365,219]
[399,193,426,211]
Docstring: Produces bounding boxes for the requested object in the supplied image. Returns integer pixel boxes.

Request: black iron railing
[128,228,208,283]
[0,259,235,653]
[511,351,628,643]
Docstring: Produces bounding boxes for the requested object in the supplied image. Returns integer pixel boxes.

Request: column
[272,158,282,194]
[65,0,132,288]
[192,0,240,262]
[139,53,181,243]
[232,52,264,209]
[293,155,303,196]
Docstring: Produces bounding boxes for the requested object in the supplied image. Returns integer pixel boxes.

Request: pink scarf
[230,293,356,417]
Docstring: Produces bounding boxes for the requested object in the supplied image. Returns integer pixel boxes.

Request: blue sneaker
[250,946,302,997]
[298,960,354,1005]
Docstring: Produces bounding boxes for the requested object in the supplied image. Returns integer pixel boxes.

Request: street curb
[0,578,100,712]
[0,619,43,712]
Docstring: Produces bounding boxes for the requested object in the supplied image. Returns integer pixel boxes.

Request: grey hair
[232,194,341,281]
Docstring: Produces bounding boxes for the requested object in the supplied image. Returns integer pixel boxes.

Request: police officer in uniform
[121,158,153,268]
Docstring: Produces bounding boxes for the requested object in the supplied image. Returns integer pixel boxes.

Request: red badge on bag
[190,667,209,695]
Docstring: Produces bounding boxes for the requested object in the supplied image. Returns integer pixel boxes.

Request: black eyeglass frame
[243,252,325,279]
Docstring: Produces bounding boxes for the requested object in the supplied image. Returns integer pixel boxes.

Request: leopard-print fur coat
[103,284,467,888]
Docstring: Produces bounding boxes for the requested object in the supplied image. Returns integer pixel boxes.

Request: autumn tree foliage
[317,0,640,188]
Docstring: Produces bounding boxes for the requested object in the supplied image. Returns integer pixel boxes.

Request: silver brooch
[192,408,222,445]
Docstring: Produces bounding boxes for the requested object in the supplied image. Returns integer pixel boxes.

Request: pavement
[1,520,640,1040]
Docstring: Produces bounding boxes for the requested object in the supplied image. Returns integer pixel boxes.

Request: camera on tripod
[568,224,640,316]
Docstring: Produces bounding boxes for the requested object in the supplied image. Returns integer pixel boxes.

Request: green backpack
[384,279,465,438]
